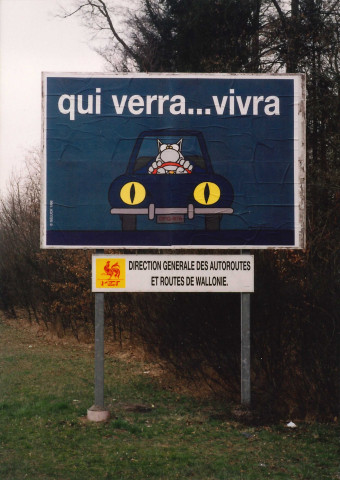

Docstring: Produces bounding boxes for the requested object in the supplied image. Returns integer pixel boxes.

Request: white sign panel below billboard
[92,255,254,292]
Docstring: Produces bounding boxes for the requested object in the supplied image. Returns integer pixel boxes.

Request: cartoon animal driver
[148,139,193,174]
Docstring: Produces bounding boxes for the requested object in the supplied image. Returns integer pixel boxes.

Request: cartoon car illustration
[108,129,234,231]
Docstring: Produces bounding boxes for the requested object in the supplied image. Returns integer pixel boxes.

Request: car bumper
[111,204,233,220]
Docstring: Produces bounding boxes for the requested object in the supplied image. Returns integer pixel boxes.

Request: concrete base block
[87,405,110,422]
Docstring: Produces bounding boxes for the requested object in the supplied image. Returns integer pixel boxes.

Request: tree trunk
[286,0,300,73]
[250,0,261,72]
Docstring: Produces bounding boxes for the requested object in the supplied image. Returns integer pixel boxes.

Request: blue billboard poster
[41,73,305,249]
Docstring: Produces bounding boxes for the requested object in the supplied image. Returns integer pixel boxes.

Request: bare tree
[0,150,41,320]
[58,0,144,71]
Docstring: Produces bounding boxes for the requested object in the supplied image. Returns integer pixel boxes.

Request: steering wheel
[151,161,192,174]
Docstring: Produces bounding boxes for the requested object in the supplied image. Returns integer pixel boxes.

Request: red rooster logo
[103,260,120,279]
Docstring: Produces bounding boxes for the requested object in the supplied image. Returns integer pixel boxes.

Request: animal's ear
[157,139,163,151]
[177,139,183,151]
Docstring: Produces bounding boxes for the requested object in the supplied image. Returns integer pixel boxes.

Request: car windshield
[132,135,207,173]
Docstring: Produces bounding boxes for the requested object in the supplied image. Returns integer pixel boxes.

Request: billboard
[41,73,305,249]
[92,254,254,293]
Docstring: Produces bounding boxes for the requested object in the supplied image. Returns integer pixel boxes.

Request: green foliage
[130,0,258,72]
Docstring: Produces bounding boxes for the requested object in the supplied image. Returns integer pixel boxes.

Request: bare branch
[58,0,141,69]
[93,0,140,64]
[270,0,288,30]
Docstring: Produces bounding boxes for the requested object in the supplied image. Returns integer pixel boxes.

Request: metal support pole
[87,249,110,421]
[241,250,251,406]
[94,290,105,408]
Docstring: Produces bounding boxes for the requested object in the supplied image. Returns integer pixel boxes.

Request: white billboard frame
[41,72,306,250]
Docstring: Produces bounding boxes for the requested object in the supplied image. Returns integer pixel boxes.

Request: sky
[0,0,109,194]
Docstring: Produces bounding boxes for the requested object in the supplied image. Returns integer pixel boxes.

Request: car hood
[108,172,234,208]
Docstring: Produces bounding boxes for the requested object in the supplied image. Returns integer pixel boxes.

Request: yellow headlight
[194,182,220,205]
[120,182,146,205]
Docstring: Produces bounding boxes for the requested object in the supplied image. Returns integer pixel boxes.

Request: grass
[0,317,339,480]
